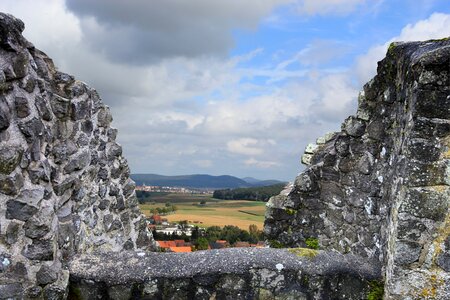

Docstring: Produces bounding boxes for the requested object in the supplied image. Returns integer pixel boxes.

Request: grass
[139,193,266,230]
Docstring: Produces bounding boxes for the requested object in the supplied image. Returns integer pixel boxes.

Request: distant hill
[131,174,284,189]
[213,183,287,202]
[241,177,284,187]
[241,177,261,184]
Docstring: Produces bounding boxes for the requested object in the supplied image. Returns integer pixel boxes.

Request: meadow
[139,193,266,230]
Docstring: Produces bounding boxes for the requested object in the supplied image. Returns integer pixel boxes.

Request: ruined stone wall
[68,248,381,300]
[264,40,450,299]
[0,13,155,299]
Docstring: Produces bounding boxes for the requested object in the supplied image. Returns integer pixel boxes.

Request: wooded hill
[212,183,286,202]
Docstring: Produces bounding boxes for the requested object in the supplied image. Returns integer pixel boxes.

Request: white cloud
[244,158,280,168]
[227,138,264,156]
[355,13,450,84]
[194,160,213,168]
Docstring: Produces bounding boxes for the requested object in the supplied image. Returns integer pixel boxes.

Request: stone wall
[0,13,155,299]
[264,40,450,299]
[68,248,381,300]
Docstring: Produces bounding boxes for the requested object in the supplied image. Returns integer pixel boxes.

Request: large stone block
[0,146,22,174]
[415,89,450,119]
[401,187,448,221]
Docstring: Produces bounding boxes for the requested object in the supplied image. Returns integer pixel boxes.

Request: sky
[1,0,450,181]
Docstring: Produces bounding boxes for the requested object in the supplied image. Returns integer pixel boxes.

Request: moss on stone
[287,247,319,259]
[285,208,297,215]
[367,280,384,300]
[387,42,397,55]
[305,237,319,250]
[428,37,450,42]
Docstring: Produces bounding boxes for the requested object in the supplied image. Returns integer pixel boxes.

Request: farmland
[139,193,266,230]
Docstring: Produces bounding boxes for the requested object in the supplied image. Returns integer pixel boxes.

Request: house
[210,240,229,249]
[156,240,177,249]
[234,241,250,248]
[168,247,192,253]
[149,215,163,225]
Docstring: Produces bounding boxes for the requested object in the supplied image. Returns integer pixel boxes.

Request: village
[147,214,265,253]
[136,185,213,194]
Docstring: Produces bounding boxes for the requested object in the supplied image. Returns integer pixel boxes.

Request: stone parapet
[68,248,381,300]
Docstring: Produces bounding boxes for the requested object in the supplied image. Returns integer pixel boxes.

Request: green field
[139,193,266,230]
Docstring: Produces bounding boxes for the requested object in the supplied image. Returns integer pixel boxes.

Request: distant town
[136,185,213,194]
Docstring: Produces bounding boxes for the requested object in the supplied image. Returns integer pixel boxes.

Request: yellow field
[140,198,266,230]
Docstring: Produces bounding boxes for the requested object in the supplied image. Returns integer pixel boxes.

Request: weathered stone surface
[0,93,12,128]
[35,95,53,121]
[18,117,44,142]
[0,283,23,299]
[24,217,51,239]
[14,96,30,118]
[6,199,38,221]
[63,150,90,173]
[394,241,422,265]
[6,221,20,244]
[68,249,381,300]
[71,99,91,121]
[52,141,77,164]
[22,239,54,261]
[0,173,23,195]
[0,12,155,295]
[0,146,22,174]
[50,94,71,119]
[343,116,366,137]
[36,265,58,285]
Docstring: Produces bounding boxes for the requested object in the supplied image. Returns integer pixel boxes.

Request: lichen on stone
[287,247,319,259]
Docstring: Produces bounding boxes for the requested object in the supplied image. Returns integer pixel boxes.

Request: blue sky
[1,0,450,181]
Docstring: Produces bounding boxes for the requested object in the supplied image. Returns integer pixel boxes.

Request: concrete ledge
[68,248,382,299]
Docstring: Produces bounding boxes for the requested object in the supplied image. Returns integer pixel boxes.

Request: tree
[195,237,209,250]
[221,225,243,245]
[191,226,200,240]
[205,226,222,242]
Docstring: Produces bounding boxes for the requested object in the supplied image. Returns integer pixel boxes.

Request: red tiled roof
[169,247,192,253]
[157,241,177,248]
[234,242,250,247]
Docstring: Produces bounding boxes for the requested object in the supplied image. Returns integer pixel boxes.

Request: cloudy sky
[1,0,450,181]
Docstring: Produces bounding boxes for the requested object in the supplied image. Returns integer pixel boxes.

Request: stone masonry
[0,13,156,299]
[264,40,450,299]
